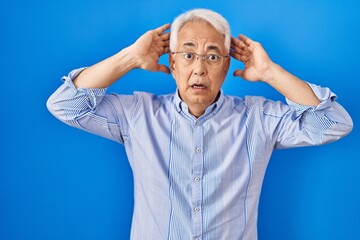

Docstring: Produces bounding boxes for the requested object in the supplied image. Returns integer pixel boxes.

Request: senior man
[47,8,352,240]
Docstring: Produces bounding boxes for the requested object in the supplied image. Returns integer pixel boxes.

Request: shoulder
[223,95,264,111]
[107,91,173,104]
[248,95,291,117]
[225,94,291,117]
[133,91,174,108]
[109,91,175,113]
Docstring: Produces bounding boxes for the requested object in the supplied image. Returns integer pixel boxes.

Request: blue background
[1,0,359,239]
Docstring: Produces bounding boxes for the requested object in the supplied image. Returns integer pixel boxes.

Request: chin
[188,96,213,106]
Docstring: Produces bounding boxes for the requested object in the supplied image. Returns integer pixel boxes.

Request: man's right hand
[130,23,171,74]
[73,24,171,88]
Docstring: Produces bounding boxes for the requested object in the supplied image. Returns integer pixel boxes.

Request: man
[47,9,352,240]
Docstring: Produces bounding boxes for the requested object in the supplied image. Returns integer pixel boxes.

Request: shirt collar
[174,89,225,118]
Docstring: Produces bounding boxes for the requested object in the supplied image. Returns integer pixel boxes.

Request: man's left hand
[230,34,275,82]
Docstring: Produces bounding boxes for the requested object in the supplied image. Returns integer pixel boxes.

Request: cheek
[209,71,226,89]
[212,80,224,92]
[176,77,189,91]
[173,67,192,89]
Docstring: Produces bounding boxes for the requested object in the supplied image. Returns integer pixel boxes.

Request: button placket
[191,119,204,238]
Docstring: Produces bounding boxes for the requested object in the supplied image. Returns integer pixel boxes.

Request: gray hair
[170,9,231,53]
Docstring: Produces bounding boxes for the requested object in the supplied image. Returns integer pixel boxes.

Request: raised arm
[230,34,352,147]
[230,34,320,106]
[47,24,171,143]
[73,23,171,88]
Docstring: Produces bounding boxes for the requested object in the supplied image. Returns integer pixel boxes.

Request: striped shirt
[47,68,352,240]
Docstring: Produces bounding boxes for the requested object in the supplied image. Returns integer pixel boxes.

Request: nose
[193,56,207,76]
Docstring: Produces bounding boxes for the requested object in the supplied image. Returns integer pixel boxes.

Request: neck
[188,106,207,118]
[182,92,221,118]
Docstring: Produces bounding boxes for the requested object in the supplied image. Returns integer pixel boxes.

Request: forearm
[263,63,321,106]
[47,72,125,143]
[267,82,353,149]
[47,68,106,124]
[73,46,138,88]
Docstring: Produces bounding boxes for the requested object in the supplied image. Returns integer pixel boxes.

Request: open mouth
[191,84,207,90]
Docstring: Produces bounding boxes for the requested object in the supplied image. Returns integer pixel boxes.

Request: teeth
[192,85,206,89]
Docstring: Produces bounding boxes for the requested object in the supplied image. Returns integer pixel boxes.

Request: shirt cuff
[61,67,107,110]
[285,82,337,120]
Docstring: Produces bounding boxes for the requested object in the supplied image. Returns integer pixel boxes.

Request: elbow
[323,118,353,144]
[46,93,59,117]
[46,95,55,116]
[337,107,354,138]
[341,117,354,137]
[46,93,67,123]
[325,102,354,139]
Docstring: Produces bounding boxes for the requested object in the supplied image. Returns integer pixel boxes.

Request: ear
[168,53,175,71]
[168,53,177,78]
[225,56,231,73]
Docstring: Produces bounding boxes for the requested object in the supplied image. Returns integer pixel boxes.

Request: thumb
[157,64,171,74]
[233,69,244,78]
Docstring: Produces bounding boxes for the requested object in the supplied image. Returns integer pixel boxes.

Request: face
[170,21,230,116]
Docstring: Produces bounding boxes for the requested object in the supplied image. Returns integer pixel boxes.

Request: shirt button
[195,120,201,126]
[194,176,200,182]
[195,147,201,153]
[194,207,200,212]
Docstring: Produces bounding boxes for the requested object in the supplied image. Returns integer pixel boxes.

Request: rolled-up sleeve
[265,83,353,149]
[47,68,129,143]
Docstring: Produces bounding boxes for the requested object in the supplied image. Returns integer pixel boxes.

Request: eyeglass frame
[170,51,229,66]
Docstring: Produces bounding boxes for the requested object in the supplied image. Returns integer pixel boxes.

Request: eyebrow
[182,42,221,52]
[183,42,196,48]
[207,45,221,52]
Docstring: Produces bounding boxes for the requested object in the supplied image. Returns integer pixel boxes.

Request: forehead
[177,21,225,51]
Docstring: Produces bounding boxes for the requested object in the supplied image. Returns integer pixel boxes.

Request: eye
[207,54,220,62]
[183,52,195,60]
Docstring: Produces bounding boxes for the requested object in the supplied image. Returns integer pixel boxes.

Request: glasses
[171,51,229,67]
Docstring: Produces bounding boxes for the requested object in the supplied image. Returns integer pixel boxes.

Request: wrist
[113,46,140,71]
[261,62,281,84]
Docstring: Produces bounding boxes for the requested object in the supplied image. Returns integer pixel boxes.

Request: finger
[161,32,170,40]
[230,43,242,54]
[230,43,249,55]
[230,47,251,60]
[156,40,169,47]
[163,39,170,46]
[230,51,250,68]
[155,23,171,34]
[158,46,170,56]
[163,46,170,53]
[231,36,247,49]
[229,50,241,60]
[239,34,254,46]
[231,36,241,47]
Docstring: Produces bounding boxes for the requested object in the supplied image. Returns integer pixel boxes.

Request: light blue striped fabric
[47,68,353,240]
